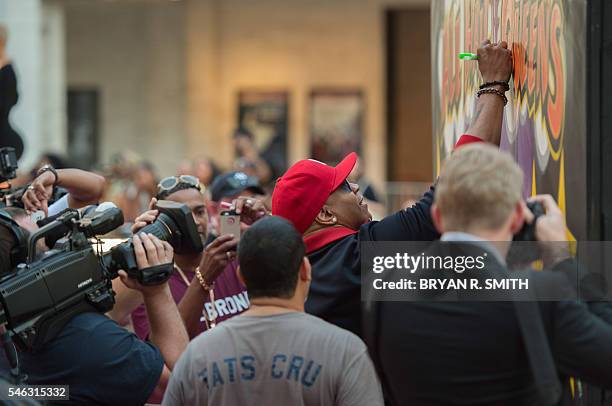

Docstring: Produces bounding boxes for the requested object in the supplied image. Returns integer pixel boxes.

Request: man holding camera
[0,220,188,404]
[110,174,266,340]
[366,144,612,405]
[271,39,512,337]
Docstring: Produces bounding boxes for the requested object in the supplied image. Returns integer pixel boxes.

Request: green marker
[458,53,478,60]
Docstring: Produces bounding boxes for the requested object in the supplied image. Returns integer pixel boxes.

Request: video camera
[0,199,203,352]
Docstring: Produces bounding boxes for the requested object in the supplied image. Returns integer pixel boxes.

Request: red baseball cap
[272,152,358,234]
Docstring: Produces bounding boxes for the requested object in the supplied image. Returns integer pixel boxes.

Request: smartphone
[219,211,241,240]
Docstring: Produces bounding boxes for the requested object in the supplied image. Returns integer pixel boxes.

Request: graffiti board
[432,0,587,240]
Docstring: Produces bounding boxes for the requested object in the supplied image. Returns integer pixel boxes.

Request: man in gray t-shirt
[163,216,383,406]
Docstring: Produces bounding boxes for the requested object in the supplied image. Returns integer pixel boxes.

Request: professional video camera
[0,199,203,353]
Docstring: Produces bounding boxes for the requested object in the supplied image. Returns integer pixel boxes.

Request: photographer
[110,175,266,340]
[367,144,612,405]
[272,39,512,337]
[0,219,189,405]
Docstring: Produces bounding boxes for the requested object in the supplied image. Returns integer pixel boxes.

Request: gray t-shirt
[162,311,384,406]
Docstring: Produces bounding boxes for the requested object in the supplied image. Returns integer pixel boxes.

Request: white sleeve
[48,194,69,216]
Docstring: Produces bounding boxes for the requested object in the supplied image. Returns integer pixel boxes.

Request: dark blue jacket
[305,187,438,336]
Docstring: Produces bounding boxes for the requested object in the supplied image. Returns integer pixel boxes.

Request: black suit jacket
[365,240,612,406]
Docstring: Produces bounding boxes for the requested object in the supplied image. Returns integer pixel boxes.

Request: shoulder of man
[299,313,368,353]
[77,313,164,403]
[61,311,116,334]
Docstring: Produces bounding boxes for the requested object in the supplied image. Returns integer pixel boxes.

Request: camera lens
[136,213,175,245]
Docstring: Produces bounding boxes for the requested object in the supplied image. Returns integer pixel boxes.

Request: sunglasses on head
[157,175,201,196]
[338,179,352,193]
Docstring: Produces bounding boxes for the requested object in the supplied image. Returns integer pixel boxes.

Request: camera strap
[137,262,175,285]
[512,274,562,406]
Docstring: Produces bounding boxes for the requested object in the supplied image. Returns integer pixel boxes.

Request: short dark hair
[238,216,305,299]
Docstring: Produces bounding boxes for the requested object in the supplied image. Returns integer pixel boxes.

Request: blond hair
[435,143,523,231]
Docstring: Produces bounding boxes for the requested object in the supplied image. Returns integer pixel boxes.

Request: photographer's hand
[176,234,238,338]
[200,234,238,284]
[529,194,571,266]
[232,196,268,226]
[131,198,158,234]
[22,168,105,215]
[22,171,54,214]
[118,233,173,294]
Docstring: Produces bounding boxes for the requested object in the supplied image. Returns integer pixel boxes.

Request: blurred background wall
[0,0,432,202]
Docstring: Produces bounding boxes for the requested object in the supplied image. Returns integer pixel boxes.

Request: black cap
[209,172,264,202]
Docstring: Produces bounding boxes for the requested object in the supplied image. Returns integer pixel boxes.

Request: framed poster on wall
[237,91,289,179]
[309,89,364,165]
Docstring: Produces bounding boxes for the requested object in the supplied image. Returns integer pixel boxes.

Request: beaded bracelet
[476,88,508,106]
[479,80,510,92]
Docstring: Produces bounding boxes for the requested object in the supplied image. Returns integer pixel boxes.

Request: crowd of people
[0,38,611,406]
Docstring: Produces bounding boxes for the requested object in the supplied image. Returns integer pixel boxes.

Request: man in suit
[366,144,612,406]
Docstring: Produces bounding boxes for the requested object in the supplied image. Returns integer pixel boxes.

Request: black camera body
[1,245,114,351]
[105,200,204,285]
[513,201,546,242]
[0,207,121,351]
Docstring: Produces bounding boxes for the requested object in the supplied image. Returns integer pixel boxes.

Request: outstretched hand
[22,172,55,215]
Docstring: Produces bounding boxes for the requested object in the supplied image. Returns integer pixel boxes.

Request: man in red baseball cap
[272,40,513,336]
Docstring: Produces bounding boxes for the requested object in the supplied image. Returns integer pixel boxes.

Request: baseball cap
[209,172,265,202]
[272,152,357,234]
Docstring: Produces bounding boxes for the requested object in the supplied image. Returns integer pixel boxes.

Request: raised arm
[118,233,189,400]
[464,40,513,146]
[22,167,106,214]
[177,234,238,337]
[366,39,513,241]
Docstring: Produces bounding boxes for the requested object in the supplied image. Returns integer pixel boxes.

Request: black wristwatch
[36,165,59,187]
